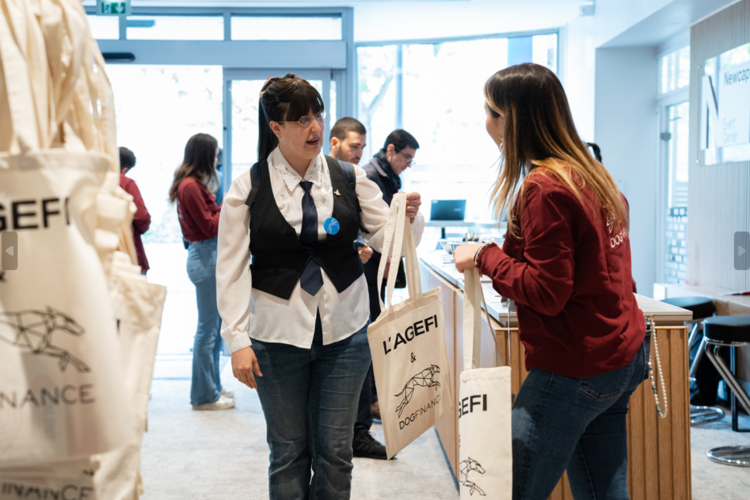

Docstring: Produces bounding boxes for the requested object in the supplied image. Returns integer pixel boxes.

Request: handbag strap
[462,269,502,370]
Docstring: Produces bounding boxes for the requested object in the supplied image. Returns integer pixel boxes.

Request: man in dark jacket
[361,129,420,320]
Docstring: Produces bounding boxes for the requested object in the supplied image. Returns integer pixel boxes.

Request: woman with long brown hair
[169,133,234,411]
[216,74,424,498]
[454,63,647,499]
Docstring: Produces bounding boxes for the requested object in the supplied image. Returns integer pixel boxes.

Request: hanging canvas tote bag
[368,193,453,459]
[91,252,166,500]
[0,152,133,467]
[458,269,512,499]
[0,0,132,466]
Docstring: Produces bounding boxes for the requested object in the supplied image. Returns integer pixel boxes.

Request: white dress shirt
[217,148,425,353]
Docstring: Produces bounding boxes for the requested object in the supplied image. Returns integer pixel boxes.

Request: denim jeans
[186,237,223,406]
[252,316,371,500]
[512,330,650,500]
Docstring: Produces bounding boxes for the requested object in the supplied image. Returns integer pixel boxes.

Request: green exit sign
[96,0,131,16]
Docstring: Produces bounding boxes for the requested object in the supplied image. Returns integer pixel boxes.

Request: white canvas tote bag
[368,193,453,459]
[0,152,132,466]
[458,269,512,499]
[91,252,166,500]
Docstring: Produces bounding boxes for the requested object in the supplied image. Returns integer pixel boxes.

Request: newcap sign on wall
[701,42,750,165]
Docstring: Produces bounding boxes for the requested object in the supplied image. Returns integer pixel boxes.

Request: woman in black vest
[216,74,425,499]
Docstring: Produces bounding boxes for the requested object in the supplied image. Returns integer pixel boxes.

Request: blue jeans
[512,330,650,500]
[186,237,223,406]
[252,317,371,500]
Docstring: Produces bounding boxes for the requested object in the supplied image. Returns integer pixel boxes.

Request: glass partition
[87,15,119,40]
[126,16,224,40]
[357,33,558,227]
[231,16,342,40]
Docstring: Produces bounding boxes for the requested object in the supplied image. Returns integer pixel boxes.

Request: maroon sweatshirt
[477,168,645,378]
[177,177,221,243]
[120,174,151,272]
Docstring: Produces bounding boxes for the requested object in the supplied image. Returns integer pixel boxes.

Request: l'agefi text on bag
[367,193,453,459]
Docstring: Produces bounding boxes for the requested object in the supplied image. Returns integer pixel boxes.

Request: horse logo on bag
[459,457,487,496]
[394,364,441,417]
[0,307,90,372]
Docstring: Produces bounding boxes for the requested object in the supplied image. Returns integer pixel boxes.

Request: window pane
[532,34,557,72]
[330,79,337,130]
[87,15,119,40]
[230,78,323,182]
[231,16,342,41]
[677,46,690,88]
[108,65,223,246]
[659,46,690,94]
[359,35,559,235]
[126,16,224,40]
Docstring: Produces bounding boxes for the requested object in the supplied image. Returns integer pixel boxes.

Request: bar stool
[661,296,723,424]
[703,315,750,467]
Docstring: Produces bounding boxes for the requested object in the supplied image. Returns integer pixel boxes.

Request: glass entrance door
[223,69,336,186]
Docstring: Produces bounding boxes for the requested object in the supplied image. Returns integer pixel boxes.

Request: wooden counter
[420,255,693,500]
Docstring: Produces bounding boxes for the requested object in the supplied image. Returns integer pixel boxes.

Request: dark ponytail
[257,73,325,162]
[586,142,602,163]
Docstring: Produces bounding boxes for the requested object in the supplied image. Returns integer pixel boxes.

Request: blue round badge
[324,217,340,235]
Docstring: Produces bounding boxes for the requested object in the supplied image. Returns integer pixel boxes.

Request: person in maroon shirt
[119,147,151,274]
[169,133,234,411]
[454,64,649,500]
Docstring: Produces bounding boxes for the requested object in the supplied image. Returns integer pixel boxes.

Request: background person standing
[169,133,234,411]
[119,147,151,274]
[361,129,420,320]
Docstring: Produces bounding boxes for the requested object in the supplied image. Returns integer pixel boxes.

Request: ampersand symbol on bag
[411,353,416,363]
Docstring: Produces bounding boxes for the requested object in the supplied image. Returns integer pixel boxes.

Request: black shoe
[352,432,388,460]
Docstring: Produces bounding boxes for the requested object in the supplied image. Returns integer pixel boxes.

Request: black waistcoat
[246,156,364,300]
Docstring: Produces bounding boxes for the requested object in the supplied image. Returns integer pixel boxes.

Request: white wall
[595,47,658,296]
[561,14,596,141]
[351,1,580,42]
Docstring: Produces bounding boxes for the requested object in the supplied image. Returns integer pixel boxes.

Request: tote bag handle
[375,193,423,314]
[463,269,506,370]
[0,0,43,152]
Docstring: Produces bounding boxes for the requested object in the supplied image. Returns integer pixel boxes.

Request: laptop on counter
[430,200,466,221]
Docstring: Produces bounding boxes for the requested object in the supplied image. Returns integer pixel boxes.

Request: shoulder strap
[244,160,263,209]
[324,155,368,234]
[326,155,356,191]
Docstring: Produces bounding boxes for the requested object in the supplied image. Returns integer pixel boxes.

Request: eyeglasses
[277,111,326,128]
[399,151,416,166]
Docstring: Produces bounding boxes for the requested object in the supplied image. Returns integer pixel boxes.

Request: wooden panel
[420,264,458,477]
[479,315,498,369]
[420,264,692,499]
[494,326,691,500]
